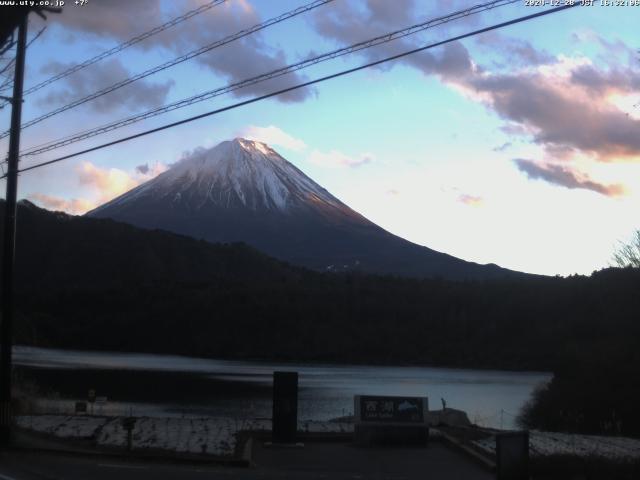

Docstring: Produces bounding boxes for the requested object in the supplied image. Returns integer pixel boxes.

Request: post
[272,371,298,444]
[0,14,28,447]
[121,417,136,451]
[496,431,530,480]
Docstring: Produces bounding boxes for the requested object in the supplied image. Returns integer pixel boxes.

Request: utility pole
[0,14,28,447]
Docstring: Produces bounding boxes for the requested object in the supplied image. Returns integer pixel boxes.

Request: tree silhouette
[612,230,640,268]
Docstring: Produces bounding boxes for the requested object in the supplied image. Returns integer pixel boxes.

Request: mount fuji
[88,138,515,279]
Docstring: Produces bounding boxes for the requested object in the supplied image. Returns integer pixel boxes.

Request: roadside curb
[438,429,496,471]
[8,443,253,467]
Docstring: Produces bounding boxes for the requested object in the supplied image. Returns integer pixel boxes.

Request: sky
[0,0,639,276]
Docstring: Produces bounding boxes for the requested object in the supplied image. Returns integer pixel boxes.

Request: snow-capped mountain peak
[93,138,349,215]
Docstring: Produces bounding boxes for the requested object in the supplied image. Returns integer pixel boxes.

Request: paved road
[3,451,247,480]
[253,441,494,480]
[1,442,493,480]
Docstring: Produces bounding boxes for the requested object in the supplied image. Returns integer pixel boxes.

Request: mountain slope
[88,138,518,280]
[0,199,300,291]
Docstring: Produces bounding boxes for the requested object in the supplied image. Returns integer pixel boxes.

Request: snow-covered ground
[472,430,640,462]
[21,413,638,463]
[15,415,353,457]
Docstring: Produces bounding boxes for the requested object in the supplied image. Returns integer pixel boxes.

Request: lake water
[13,346,551,429]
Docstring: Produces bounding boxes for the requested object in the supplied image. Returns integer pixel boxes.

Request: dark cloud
[476,32,555,66]
[458,36,640,161]
[570,64,640,95]
[49,0,163,43]
[513,158,625,197]
[406,41,474,79]
[192,36,311,103]
[466,71,640,160]
[312,0,411,46]
[37,58,174,113]
[312,0,474,82]
[46,0,312,104]
[135,163,150,175]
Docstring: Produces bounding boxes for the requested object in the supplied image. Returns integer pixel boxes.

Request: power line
[26,25,47,49]
[0,0,227,100]
[0,56,16,78]
[0,0,334,139]
[0,33,14,57]
[17,0,519,158]
[0,66,15,92]
[0,26,46,94]
[1,3,578,180]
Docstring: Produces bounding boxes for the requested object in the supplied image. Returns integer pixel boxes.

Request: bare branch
[612,230,640,268]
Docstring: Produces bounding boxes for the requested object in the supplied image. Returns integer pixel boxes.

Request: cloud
[47,0,312,103]
[77,161,140,201]
[37,58,174,113]
[493,142,512,152]
[570,63,640,96]
[49,0,163,41]
[458,194,483,206]
[31,161,170,215]
[462,58,640,161]
[311,3,640,164]
[29,161,169,215]
[135,164,150,175]
[28,193,96,215]
[311,0,411,46]
[308,149,374,168]
[475,32,555,66]
[238,125,307,152]
[572,30,639,67]
[311,0,475,82]
[134,162,168,178]
[513,158,625,197]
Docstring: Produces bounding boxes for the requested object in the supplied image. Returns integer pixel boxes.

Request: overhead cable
[0,0,227,100]
[18,0,519,157]
[0,0,334,138]
[3,3,579,180]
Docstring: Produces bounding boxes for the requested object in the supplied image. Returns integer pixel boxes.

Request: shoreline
[13,344,553,376]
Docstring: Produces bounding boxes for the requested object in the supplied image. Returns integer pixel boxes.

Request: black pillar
[0,14,28,447]
[272,371,298,444]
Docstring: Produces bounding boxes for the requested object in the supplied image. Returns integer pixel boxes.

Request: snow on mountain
[92,138,351,217]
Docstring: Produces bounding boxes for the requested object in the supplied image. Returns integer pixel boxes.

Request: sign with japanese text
[355,395,427,423]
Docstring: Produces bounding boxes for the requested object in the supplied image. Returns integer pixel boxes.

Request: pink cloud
[28,193,96,215]
[28,161,168,215]
[513,158,626,197]
[458,194,483,207]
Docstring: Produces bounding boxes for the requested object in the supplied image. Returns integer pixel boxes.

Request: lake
[13,346,551,429]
